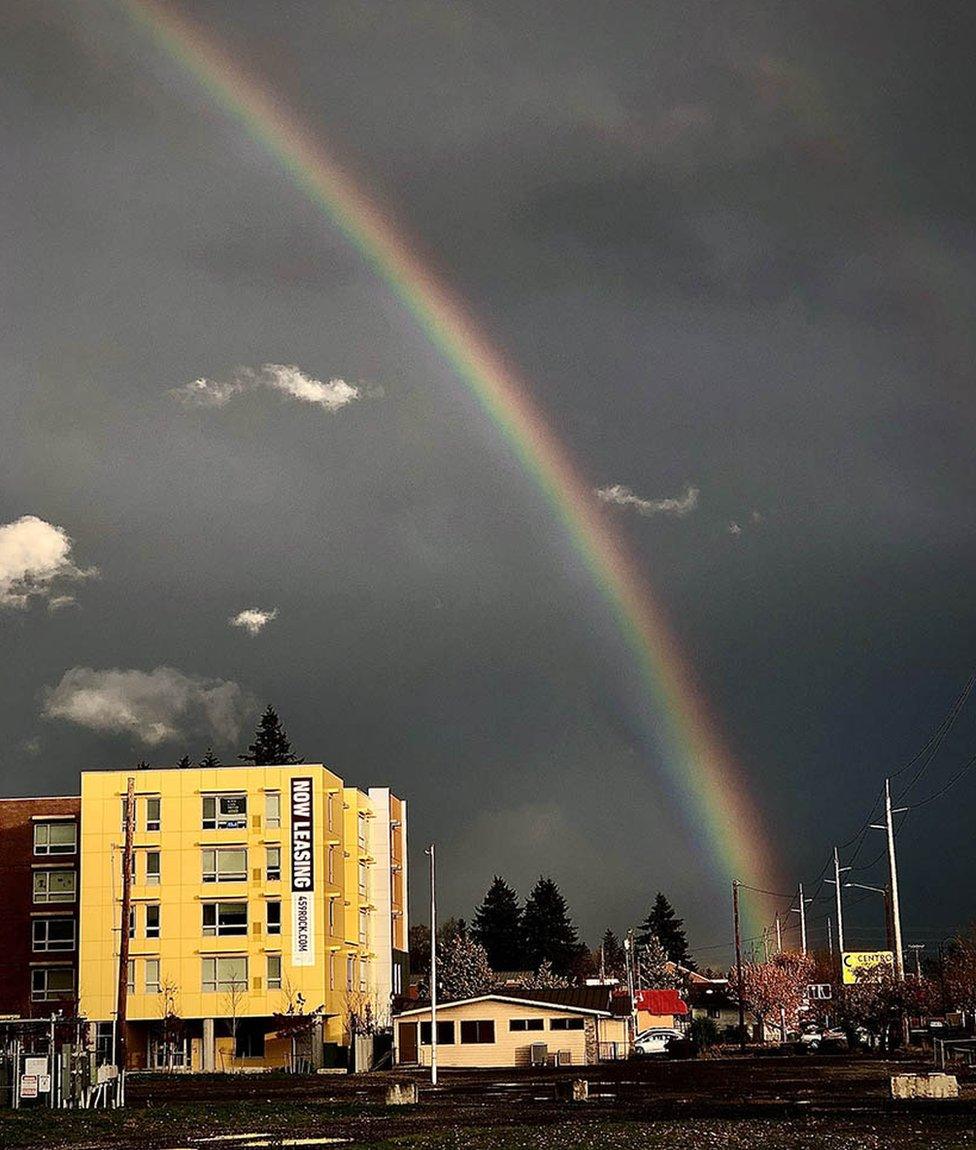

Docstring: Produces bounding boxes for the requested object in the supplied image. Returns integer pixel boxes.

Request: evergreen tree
[599,929,627,981]
[636,934,681,990]
[408,923,431,980]
[436,934,494,1001]
[135,759,151,770]
[437,917,467,945]
[176,754,191,769]
[638,892,695,969]
[471,876,526,971]
[522,877,579,976]
[198,748,221,768]
[239,705,299,765]
[527,959,569,989]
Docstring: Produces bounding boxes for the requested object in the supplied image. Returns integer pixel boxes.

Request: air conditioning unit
[529,1043,548,1067]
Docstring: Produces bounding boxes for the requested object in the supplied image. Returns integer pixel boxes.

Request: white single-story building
[393,990,630,1069]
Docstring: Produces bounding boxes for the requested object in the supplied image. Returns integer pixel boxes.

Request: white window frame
[202,902,248,937]
[202,847,247,883]
[33,869,77,904]
[146,904,161,939]
[145,797,161,832]
[31,966,75,1002]
[267,954,282,990]
[266,846,281,882]
[202,956,248,993]
[144,850,161,885]
[32,917,76,952]
[33,821,77,856]
[265,791,281,830]
[267,901,281,936]
[202,794,247,830]
[145,958,161,994]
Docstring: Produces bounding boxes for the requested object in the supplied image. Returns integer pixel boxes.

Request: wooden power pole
[115,777,136,1072]
[733,880,746,1050]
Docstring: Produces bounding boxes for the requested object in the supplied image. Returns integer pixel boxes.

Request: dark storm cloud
[1,0,975,956]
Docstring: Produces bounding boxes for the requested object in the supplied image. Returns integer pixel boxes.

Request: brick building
[0,796,81,1016]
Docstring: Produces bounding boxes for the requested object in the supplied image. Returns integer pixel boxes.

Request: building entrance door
[398,1022,418,1064]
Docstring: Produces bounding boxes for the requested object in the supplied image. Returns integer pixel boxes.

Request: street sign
[25,1056,48,1077]
[808,983,832,1000]
[20,1075,38,1099]
[37,1075,51,1094]
[842,950,894,985]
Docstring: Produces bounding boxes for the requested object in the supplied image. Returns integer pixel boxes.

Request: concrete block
[386,1081,418,1105]
[891,1073,959,1100]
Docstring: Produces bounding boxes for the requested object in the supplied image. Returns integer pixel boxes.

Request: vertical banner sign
[290,777,315,966]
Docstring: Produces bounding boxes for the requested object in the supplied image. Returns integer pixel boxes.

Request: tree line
[409,875,696,997]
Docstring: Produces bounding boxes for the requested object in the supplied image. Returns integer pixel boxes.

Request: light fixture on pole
[869,778,908,980]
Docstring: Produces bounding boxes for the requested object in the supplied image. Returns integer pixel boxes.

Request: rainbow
[119,0,777,927]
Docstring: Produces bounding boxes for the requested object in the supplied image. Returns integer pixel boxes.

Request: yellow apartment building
[78,764,408,1071]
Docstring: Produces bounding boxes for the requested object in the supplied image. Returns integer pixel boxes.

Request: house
[685,980,749,1039]
[635,988,688,1032]
[393,987,630,1069]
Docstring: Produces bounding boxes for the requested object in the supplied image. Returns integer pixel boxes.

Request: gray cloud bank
[42,666,254,747]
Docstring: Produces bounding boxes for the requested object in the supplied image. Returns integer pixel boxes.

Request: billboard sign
[842,950,894,985]
[290,777,315,967]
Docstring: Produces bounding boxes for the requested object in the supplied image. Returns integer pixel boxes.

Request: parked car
[798,1024,847,1052]
[633,1027,684,1056]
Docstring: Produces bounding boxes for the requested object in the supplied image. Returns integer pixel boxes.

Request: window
[327,792,334,831]
[328,899,335,935]
[358,908,368,945]
[128,907,136,938]
[510,1018,545,1032]
[460,1020,495,1044]
[358,862,368,898]
[267,954,282,990]
[346,956,355,992]
[145,850,161,885]
[357,813,368,851]
[31,966,75,1002]
[32,917,76,952]
[34,821,77,856]
[329,953,336,991]
[549,1018,585,1031]
[202,794,247,830]
[127,960,135,993]
[202,956,247,993]
[33,869,76,904]
[145,958,161,993]
[265,791,281,829]
[202,848,247,883]
[202,902,248,936]
[146,797,161,832]
[266,846,281,882]
[146,904,160,939]
[359,957,369,993]
[328,846,336,882]
[267,901,281,936]
[420,1021,455,1045]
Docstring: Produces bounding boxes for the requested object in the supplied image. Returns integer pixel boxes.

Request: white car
[633,1027,684,1056]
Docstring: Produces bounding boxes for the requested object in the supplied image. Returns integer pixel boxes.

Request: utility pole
[871,778,907,980]
[426,843,437,1086]
[732,880,746,1050]
[827,915,833,958]
[762,925,770,962]
[775,913,782,953]
[825,846,851,972]
[624,930,637,1039]
[791,882,811,956]
[115,777,135,1073]
[908,943,925,980]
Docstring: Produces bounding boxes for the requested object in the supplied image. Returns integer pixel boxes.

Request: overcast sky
[2,0,974,963]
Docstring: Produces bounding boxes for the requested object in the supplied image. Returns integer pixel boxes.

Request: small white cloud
[171,364,362,413]
[727,520,743,535]
[0,515,97,609]
[42,666,253,747]
[595,483,699,518]
[229,607,278,636]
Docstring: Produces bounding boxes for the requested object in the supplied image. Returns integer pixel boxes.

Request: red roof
[635,988,688,1016]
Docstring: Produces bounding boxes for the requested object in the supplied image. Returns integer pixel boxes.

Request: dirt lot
[2,1055,974,1149]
